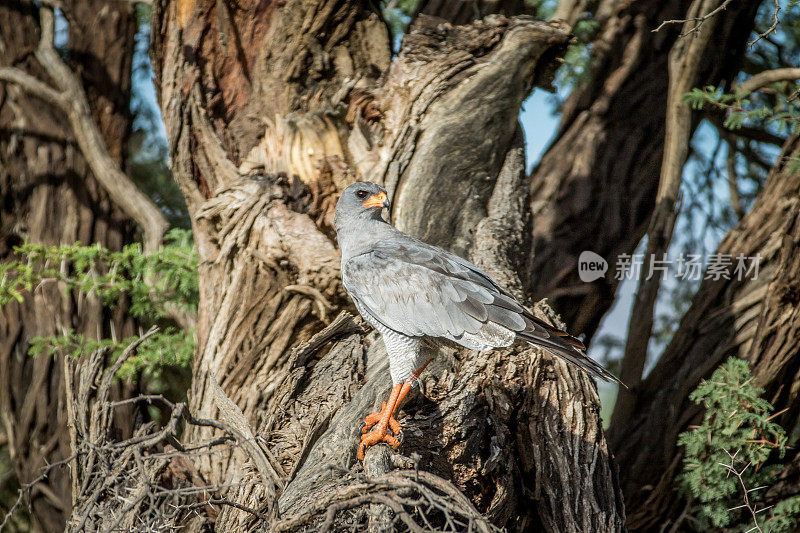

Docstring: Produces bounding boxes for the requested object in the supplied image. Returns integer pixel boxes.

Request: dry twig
[273,469,501,533]
[652,0,734,36]
[749,0,781,47]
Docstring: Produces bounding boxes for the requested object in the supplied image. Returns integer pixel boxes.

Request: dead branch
[719,450,766,533]
[749,0,781,46]
[20,327,281,532]
[273,469,501,533]
[0,454,81,531]
[652,0,733,35]
[0,6,168,254]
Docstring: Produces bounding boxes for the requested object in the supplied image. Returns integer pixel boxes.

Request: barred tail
[518,314,624,386]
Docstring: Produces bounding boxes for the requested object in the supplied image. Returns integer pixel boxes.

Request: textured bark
[414,0,535,26]
[0,1,137,530]
[151,1,624,529]
[525,0,759,338]
[610,135,800,530]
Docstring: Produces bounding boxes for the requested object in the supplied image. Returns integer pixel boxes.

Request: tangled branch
[273,468,502,533]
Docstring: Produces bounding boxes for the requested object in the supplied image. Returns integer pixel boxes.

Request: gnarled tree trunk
[525,0,758,337]
[151,1,624,529]
[0,1,138,530]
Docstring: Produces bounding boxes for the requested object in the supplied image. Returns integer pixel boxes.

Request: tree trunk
[525,0,759,337]
[151,1,624,529]
[609,135,800,530]
[0,1,137,530]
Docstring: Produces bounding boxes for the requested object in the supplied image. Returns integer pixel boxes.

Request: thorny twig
[749,0,781,47]
[652,0,734,36]
[0,454,84,531]
[0,326,274,533]
[4,319,507,532]
[718,450,769,533]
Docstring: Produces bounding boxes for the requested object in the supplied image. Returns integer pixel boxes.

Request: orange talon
[362,402,402,435]
[362,402,388,431]
[357,360,433,461]
[358,383,407,459]
[358,427,401,460]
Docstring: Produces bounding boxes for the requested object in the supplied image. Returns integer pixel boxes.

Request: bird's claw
[362,403,401,435]
[358,426,401,460]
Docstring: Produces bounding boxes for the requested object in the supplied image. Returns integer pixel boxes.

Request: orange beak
[362,191,389,209]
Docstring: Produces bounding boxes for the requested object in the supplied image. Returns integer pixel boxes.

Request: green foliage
[28,327,192,382]
[683,85,800,134]
[0,228,197,318]
[554,17,599,90]
[678,357,800,531]
[381,0,418,43]
[0,229,197,383]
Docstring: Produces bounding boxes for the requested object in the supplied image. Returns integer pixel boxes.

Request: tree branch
[706,110,787,147]
[0,67,65,106]
[652,0,733,36]
[736,67,800,96]
[612,0,724,429]
[0,7,168,254]
[749,0,780,46]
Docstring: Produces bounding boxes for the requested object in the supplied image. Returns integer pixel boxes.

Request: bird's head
[334,181,390,231]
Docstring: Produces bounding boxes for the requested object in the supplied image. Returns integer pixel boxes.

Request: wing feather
[342,239,622,384]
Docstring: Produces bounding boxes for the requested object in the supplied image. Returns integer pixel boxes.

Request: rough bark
[0,1,137,530]
[610,135,800,530]
[151,1,624,529]
[525,0,759,337]
[413,0,535,26]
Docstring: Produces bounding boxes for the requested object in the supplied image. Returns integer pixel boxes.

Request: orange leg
[358,359,433,460]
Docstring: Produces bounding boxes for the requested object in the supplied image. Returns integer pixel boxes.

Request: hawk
[334,182,621,459]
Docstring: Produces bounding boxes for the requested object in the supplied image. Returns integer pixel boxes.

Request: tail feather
[518,314,624,386]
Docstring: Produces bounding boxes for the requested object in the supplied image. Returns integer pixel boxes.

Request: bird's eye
[356,190,368,199]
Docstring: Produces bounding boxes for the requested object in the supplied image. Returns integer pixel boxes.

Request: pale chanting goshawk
[334,182,621,459]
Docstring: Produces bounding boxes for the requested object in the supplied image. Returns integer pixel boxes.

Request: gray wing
[343,240,621,384]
